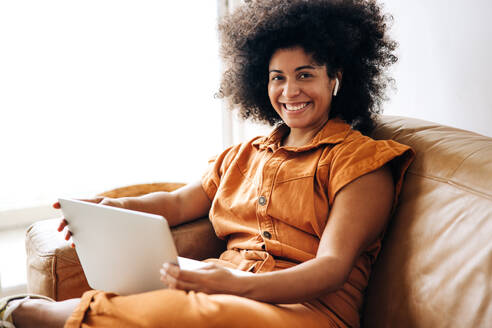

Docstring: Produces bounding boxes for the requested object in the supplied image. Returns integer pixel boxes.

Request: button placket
[257,149,287,248]
[258,192,272,241]
[258,195,272,243]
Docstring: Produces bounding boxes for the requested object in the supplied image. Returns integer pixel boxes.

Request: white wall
[0,1,222,212]
[383,0,492,137]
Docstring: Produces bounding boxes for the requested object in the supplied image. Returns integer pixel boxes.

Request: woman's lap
[64,289,338,328]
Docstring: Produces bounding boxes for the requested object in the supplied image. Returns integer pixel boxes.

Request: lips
[282,102,311,112]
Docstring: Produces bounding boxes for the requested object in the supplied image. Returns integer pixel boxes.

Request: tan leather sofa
[25,116,492,327]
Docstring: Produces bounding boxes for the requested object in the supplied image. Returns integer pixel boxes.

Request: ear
[336,71,343,83]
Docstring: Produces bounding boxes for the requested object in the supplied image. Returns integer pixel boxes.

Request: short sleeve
[201,144,242,202]
[328,136,415,206]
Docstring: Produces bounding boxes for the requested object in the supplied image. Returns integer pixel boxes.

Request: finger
[159,269,199,292]
[162,263,206,283]
[161,263,180,278]
[160,268,175,288]
[57,219,67,232]
[78,197,105,204]
[162,263,187,278]
[161,263,192,282]
[160,267,181,289]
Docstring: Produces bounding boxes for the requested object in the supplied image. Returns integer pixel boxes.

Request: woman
[2,0,414,327]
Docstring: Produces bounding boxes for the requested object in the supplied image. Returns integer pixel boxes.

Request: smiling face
[268,47,337,138]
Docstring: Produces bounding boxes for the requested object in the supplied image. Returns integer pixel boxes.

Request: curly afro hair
[217,0,398,134]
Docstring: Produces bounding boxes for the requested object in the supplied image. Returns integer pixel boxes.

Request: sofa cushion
[363,116,492,327]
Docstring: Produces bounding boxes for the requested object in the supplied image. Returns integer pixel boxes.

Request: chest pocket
[268,151,329,237]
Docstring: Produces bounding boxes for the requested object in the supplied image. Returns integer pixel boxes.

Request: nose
[282,79,301,98]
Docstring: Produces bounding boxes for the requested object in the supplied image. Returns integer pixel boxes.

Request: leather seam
[31,252,81,264]
[407,171,492,200]
[448,144,492,177]
[51,255,57,300]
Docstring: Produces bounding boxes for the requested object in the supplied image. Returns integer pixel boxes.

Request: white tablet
[58,198,255,296]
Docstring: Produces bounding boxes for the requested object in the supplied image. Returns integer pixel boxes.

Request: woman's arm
[161,166,394,303]
[119,181,212,227]
[56,181,212,241]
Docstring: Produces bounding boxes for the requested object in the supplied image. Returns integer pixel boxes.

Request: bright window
[0,1,222,214]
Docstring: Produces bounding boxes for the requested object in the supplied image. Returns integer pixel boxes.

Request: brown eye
[298,73,312,79]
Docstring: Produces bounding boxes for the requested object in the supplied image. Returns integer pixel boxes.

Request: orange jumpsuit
[65,119,414,328]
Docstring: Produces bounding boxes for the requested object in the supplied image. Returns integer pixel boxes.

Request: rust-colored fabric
[64,119,414,328]
[65,289,338,328]
[201,119,414,327]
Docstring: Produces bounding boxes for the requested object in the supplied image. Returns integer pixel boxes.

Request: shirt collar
[252,118,352,152]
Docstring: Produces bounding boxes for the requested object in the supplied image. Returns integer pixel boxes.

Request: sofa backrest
[363,116,492,327]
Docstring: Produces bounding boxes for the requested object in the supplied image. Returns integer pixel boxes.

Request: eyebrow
[269,65,318,74]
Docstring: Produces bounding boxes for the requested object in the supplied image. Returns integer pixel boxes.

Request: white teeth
[284,102,309,111]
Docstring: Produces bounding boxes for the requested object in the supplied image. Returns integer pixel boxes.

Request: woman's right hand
[54,196,127,247]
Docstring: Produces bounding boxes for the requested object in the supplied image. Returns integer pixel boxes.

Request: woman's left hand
[160,262,247,296]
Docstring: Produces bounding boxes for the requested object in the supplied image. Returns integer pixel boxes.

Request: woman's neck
[281,119,329,148]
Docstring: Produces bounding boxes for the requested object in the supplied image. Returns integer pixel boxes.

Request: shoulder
[320,129,414,204]
[320,129,413,167]
[337,129,410,157]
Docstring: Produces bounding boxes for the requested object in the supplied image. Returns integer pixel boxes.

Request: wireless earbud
[333,78,340,96]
